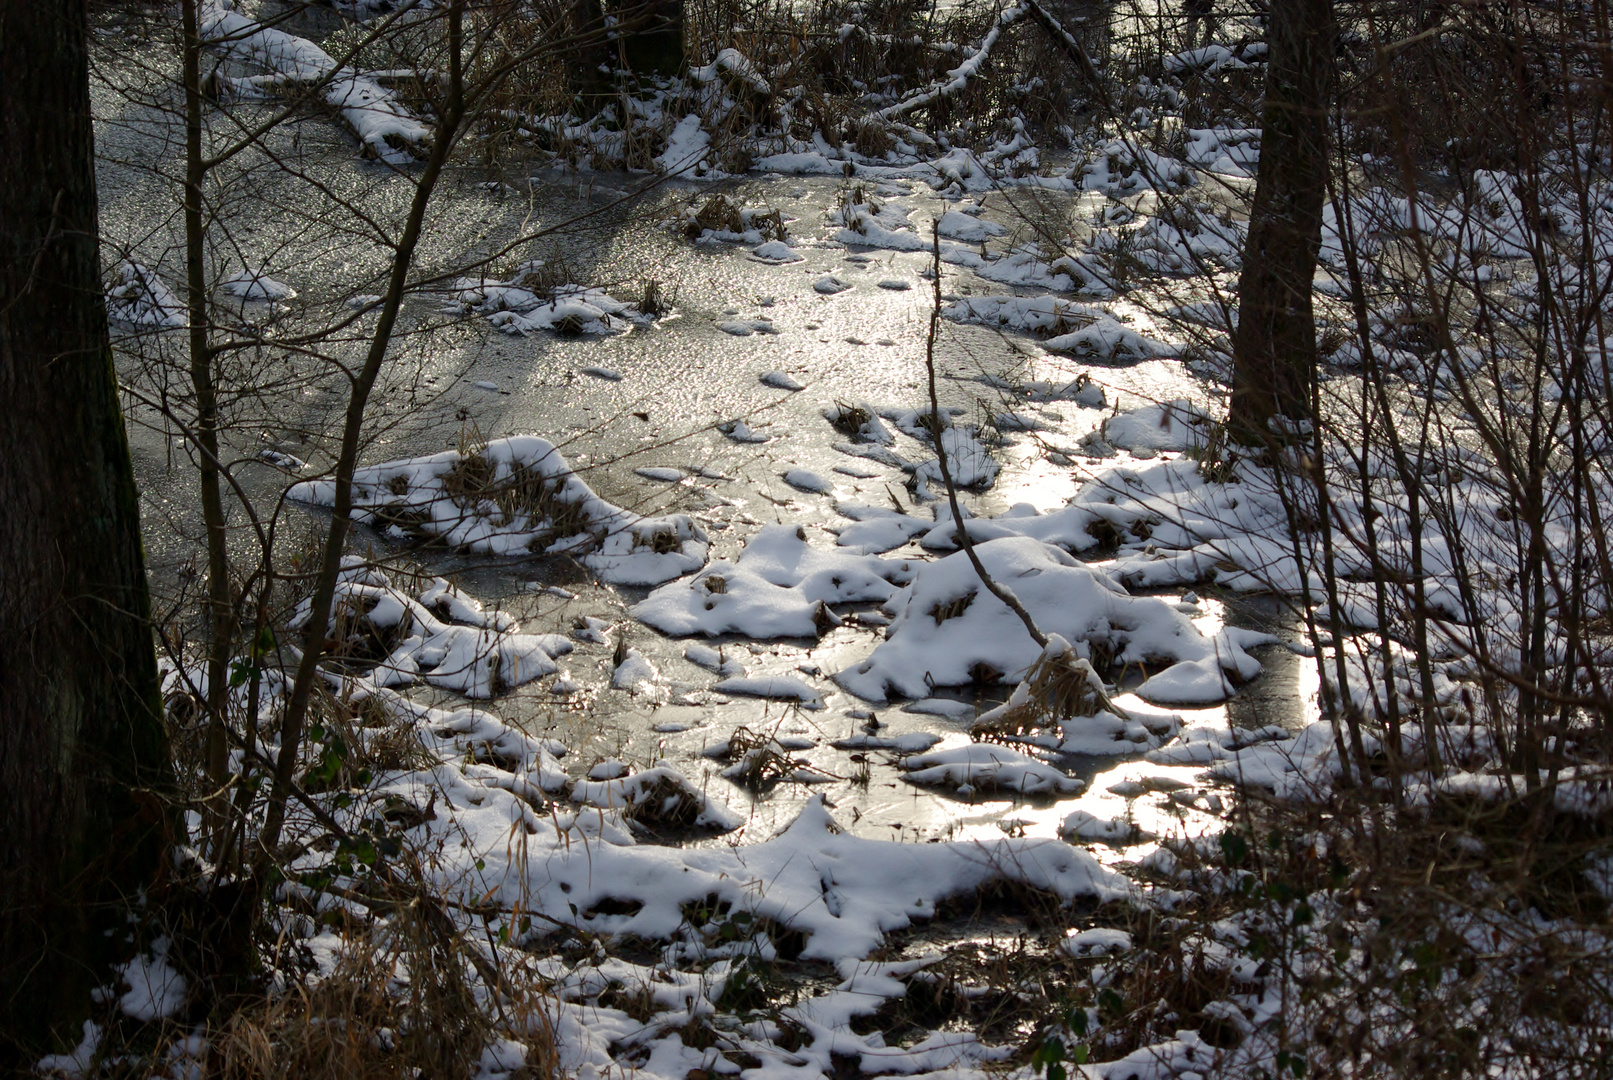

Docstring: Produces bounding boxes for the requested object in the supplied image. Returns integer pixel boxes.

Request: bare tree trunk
[1228,0,1335,444]
[0,0,174,1066]
[181,0,237,857]
[568,0,614,112]
[616,0,684,77]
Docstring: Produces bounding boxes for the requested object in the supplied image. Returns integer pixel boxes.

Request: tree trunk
[1228,0,1335,444]
[567,0,614,113]
[616,0,684,77]
[0,0,173,1066]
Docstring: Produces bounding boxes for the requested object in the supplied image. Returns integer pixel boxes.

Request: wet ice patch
[713,674,826,709]
[717,318,777,335]
[634,466,685,482]
[289,435,708,585]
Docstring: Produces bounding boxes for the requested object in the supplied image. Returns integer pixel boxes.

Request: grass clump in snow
[714,726,804,789]
[681,193,787,242]
[441,437,590,543]
[972,635,1125,741]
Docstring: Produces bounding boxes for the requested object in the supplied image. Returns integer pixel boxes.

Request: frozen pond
[100,123,1304,857]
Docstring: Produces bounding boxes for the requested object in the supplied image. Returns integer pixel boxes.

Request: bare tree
[1228,0,1335,444]
[0,0,174,1065]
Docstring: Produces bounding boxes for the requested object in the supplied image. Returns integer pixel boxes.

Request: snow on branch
[873,4,1028,122]
[200,0,432,164]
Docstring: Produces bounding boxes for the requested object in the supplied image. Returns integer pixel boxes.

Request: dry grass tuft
[973,640,1122,740]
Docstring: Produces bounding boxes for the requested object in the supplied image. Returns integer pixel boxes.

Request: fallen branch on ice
[200,0,432,164]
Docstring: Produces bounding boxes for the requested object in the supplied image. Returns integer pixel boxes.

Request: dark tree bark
[567,0,615,113]
[616,0,684,77]
[0,0,173,1067]
[1228,0,1336,444]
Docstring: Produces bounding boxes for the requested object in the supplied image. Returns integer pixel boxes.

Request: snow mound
[750,240,804,262]
[714,674,826,709]
[288,435,708,585]
[222,267,295,300]
[1101,399,1217,453]
[290,562,573,699]
[760,370,805,390]
[1060,811,1145,845]
[655,113,713,175]
[569,764,743,831]
[834,536,1262,703]
[719,418,771,442]
[107,261,185,328]
[900,743,1082,795]
[1044,316,1176,360]
[200,0,430,164]
[634,524,914,639]
[783,467,833,493]
[456,274,651,336]
[936,208,1006,242]
[832,504,932,554]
